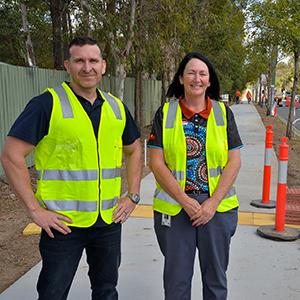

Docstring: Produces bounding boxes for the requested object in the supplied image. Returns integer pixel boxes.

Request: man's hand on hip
[29,206,72,238]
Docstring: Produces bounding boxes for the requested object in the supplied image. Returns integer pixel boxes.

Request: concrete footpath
[1,103,300,300]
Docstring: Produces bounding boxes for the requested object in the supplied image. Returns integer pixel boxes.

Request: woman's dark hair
[166,52,220,100]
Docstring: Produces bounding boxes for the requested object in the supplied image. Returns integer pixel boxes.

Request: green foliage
[0,0,248,95]
[192,0,247,94]
[0,0,24,65]
[275,0,300,53]
[0,0,56,67]
[247,0,300,84]
[276,60,294,92]
[26,1,53,67]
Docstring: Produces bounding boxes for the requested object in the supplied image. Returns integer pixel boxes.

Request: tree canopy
[0,0,248,95]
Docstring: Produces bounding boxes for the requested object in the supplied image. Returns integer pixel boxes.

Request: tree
[247,0,283,114]
[276,0,300,138]
[48,0,63,69]
[47,0,73,69]
[276,60,293,92]
[20,2,36,66]
[87,0,137,100]
[193,0,247,96]
[0,1,25,66]
[80,0,91,35]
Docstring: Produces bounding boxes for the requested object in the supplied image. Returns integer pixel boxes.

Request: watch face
[128,193,140,204]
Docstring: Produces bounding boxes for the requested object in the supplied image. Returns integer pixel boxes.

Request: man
[235,90,241,104]
[0,36,142,300]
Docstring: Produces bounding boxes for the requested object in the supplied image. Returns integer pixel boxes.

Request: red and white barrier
[251,125,276,208]
[275,137,289,231]
[262,125,273,204]
[256,136,299,241]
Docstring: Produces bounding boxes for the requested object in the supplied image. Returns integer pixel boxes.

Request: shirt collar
[66,81,103,105]
[179,96,212,119]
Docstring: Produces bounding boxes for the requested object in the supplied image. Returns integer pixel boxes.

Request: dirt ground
[1,105,300,293]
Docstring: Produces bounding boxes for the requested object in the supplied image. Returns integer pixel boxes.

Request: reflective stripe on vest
[154,169,185,208]
[42,197,118,212]
[211,100,225,126]
[225,186,236,198]
[37,169,98,180]
[166,100,178,128]
[171,170,185,181]
[53,85,74,118]
[43,200,97,212]
[209,166,222,177]
[36,168,121,181]
[154,189,178,205]
[102,197,118,210]
[102,92,122,120]
[52,86,122,121]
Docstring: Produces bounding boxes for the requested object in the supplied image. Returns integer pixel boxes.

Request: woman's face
[180,58,210,99]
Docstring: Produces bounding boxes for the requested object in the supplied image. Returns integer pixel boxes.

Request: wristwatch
[127,192,140,204]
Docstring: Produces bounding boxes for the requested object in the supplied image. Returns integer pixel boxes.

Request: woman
[148,52,243,300]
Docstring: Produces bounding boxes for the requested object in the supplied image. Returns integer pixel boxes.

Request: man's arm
[149,147,201,218]
[113,138,142,223]
[0,136,72,237]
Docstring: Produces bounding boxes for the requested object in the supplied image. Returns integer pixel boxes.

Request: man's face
[64,44,106,91]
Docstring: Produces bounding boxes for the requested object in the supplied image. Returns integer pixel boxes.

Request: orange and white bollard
[257,137,299,241]
[275,137,289,231]
[251,125,276,208]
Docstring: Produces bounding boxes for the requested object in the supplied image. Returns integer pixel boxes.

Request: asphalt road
[277,106,300,131]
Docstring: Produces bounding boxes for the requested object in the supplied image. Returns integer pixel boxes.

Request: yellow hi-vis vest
[153,99,239,216]
[34,82,126,226]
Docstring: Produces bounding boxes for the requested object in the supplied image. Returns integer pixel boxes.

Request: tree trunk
[49,0,63,69]
[161,70,169,105]
[255,78,259,103]
[286,48,299,139]
[258,75,262,107]
[20,3,36,67]
[67,7,73,40]
[115,64,126,100]
[62,2,69,60]
[266,65,271,115]
[269,46,278,116]
[112,0,136,100]
[160,43,176,105]
[133,0,145,129]
[81,0,90,36]
[134,54,142,128]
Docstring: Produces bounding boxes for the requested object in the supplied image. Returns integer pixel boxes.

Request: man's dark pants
[154,194,238,300]
[37,223,121,300]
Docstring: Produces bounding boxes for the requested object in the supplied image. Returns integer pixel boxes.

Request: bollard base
[250,200,276,209]
[257,225,299,241]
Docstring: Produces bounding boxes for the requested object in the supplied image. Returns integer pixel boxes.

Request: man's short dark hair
[67,36,101,58]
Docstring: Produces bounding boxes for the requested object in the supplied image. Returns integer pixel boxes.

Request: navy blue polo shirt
[8,83,140,227]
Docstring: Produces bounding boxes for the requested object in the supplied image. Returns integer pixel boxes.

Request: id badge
[161,214,171,227]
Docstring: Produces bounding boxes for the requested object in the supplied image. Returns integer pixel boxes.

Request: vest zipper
[96,138,101,216]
